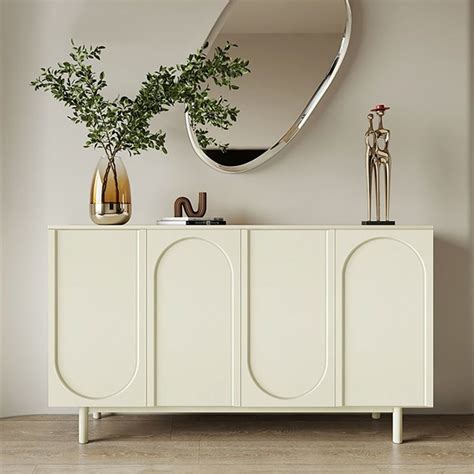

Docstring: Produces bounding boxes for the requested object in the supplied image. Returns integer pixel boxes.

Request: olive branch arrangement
[31,40,250,162]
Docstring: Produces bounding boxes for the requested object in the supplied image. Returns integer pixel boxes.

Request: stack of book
[156,217,226,226]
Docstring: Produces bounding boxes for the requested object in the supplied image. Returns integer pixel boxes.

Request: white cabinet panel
[336,230,433,407]
[147,230,240,407]
[49,224,433,428]
[49,229,146,407]
[242,230,335,407]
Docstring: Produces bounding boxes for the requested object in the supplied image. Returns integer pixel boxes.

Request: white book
[156,220,187,225]
[157,217,225,225]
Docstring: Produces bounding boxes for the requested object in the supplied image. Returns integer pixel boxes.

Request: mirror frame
[185,0,352,174]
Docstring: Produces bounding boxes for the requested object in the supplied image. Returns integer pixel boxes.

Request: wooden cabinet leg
[371,412,381,419]
[79,407,89,444]
[392,407,403,444]
[92,412,101,420]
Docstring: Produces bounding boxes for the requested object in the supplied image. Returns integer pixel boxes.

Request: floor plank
[33,465,381,473]
[1,440,200,465]
[0,466,36,474]
[0,414,471,471]
[376,466,474,473]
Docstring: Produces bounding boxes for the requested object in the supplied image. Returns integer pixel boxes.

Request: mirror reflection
[187,0,350,172]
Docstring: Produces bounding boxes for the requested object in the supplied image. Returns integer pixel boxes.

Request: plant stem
[101,160,111,204]
[100,157,121,209]
[111,159,120,204]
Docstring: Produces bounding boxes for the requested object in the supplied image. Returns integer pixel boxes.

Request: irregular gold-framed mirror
[185,0,352,173]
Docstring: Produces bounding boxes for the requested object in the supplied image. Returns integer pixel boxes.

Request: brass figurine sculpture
[174,192,207,218]
[362,104,394,225]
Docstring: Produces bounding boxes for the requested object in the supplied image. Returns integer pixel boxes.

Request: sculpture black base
[361,220,396,225]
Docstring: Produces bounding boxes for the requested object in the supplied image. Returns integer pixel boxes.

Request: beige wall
[1,0,472,416]
[0,0,4,416]
[470,0,474,412]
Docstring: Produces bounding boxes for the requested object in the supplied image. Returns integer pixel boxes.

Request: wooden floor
[0,414,472,473]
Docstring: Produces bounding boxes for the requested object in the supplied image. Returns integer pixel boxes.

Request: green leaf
[31,40,250,157]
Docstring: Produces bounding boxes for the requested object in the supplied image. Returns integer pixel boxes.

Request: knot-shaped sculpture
[174,192,207,218]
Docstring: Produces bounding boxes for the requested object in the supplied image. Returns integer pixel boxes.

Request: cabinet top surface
[49,225,434,230]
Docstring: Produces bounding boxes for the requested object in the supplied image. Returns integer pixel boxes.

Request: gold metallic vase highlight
[90,156,131,225]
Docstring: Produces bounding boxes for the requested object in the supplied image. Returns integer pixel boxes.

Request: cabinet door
[242,230,335,407]
[336,229,433,407]
[147,230,240,407]
[49,230,146,407]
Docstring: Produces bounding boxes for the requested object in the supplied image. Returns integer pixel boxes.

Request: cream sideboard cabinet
[49,225,433,444]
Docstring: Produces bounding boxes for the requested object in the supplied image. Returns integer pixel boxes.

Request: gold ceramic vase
[90,156,131,225]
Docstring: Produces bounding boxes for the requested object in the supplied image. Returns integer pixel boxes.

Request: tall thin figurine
[363,104,394,225]
[365,112,377,221]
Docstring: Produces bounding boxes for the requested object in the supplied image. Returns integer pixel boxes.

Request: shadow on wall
[433,237,472,412]
[470,0,474,416]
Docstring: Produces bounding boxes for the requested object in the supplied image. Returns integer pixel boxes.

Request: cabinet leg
[92,412,101,420]
[392,407,403,444]
[79,407,89,444]
[371,412,381,419]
